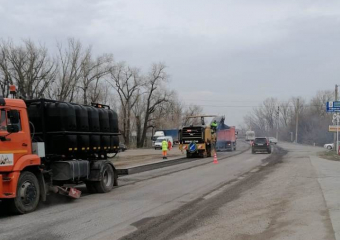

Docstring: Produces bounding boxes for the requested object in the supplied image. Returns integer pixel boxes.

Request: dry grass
[318,150,340,161]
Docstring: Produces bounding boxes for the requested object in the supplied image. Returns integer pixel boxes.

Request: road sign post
[327,101,340,112]
[327,102,340,154]
[328,125,340,132]
[331,113,340,155]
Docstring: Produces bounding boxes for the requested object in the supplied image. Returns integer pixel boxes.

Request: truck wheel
[94,164,114,193]
[9,171,40,214]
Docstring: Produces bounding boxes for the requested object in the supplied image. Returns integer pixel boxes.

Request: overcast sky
[1,0,340,126]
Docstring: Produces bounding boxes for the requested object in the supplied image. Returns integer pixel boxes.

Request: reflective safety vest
[162,140,168,151]
[211,122,218,128]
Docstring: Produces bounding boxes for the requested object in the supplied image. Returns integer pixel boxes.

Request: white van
[151,131,165,146]
[245,131,255,141]
[154,136,173,150]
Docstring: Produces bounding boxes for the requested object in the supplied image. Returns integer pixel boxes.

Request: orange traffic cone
[213,153,218,164]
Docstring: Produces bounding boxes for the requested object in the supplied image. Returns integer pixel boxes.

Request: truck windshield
[0,109,7,131]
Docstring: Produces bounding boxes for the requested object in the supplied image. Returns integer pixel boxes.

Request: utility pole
[276,106,279,141]
[334,85,338,151]
[295,98,299,143]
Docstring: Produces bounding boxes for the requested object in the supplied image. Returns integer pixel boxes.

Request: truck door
[0,109,28,171]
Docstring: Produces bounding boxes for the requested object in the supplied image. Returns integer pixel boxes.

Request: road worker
[210,120,218,133]
[162,139,168,159]
[168,140,172,151]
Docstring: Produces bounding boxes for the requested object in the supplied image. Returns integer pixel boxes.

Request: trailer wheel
[9,171,40,214]
[94,164,114,193]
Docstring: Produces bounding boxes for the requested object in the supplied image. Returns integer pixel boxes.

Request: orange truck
[0,88,120,214]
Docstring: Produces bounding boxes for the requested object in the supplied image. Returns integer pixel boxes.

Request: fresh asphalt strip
[116,144,251,176]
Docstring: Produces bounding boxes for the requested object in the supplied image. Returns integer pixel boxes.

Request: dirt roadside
[110,147,184,168]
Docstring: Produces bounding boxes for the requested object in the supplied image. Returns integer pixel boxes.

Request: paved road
[164,143,337,240]
[2,142,336,240]
[0,141,254,240]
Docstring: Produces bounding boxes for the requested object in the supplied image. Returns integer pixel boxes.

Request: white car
[269,137,278,144]
[154,136,173,150]
[324,143,334,150]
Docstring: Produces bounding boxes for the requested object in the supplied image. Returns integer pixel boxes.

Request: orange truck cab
[0,92,119,214]
[0,98,41,202]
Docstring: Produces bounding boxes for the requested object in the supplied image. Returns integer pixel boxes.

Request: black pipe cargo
[25,99,119,159]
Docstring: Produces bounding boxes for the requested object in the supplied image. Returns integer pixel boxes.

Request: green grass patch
[318,150,340,161]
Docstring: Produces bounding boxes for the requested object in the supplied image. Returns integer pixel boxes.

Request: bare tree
[279,100,293,127]
[88,82,112,105]
[0,40,13,97]
[50,38,84,102]
[182,104,203,126]
[310,90,333,117]
[151,95,183,129]
[137,63,172,148]
[108,62,141,146]
[80,50,113,105]
[244,94,335,145]
[2,40,57,99]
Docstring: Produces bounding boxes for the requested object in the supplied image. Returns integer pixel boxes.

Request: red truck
[216,126,236,151]
[0,87,119,214]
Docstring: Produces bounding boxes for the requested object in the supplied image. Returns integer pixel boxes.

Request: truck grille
[182,127,203,140]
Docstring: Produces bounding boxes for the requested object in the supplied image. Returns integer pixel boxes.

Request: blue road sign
[327,101,340,112]
[188,142,197,153]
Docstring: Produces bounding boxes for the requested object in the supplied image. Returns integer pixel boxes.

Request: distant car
[154,136,173,150]
[119,143,127,152]
[324,143,334,150]
[269,137,278,144]
[245,131,255,141]
[252,137,271,154]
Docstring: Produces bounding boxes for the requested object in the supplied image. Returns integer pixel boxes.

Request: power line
[182,99,264,103]
[182,103,330,109]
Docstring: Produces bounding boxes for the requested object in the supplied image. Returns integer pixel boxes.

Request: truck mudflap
[0,172,20,198]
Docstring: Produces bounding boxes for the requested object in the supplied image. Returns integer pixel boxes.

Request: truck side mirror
[7,124,19,133]
[8,110,19,124]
